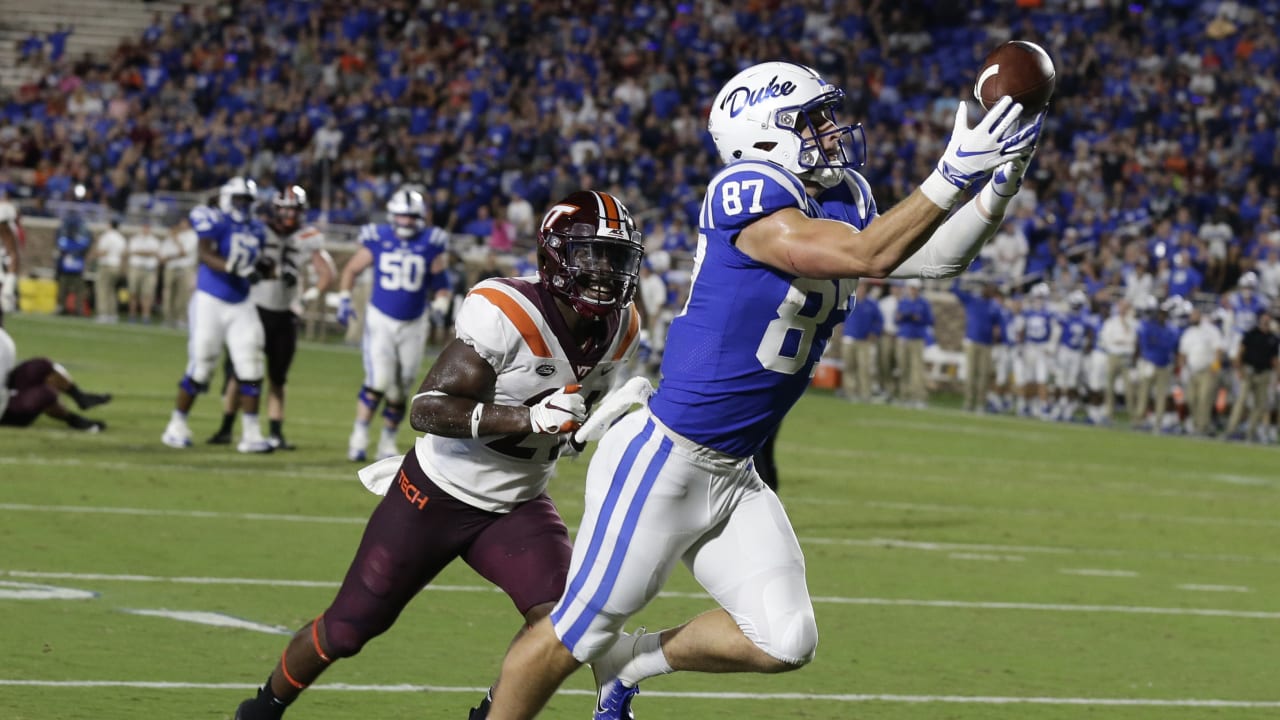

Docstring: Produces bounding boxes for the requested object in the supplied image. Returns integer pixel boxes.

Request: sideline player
[209,186,335,449]
[160,177,273,453]
[337,188,452,462]
[231,191,646,720]
[486,60,1042,719]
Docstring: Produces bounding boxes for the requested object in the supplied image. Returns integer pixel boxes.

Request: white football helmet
[1239,271,1259,289]
[219,177,258,223]
[1067,289,1088,309]
[708,61,865,188]
[386,188,427,238]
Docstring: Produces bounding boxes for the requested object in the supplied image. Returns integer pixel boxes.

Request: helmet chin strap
[804,167,844,189]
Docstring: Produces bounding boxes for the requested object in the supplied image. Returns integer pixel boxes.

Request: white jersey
[415,277,642,513]
[0,327,15,418]
[249,224,323,312]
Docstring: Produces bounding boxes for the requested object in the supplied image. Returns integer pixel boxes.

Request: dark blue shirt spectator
[843,294,883,341]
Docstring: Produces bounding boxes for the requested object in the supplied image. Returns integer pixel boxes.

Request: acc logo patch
[536,364,557,377]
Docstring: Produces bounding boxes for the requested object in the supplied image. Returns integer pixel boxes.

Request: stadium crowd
[1,0,1279,442]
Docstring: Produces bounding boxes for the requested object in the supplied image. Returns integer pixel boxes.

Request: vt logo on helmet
[708,61,866,189]
[537,191,644,319]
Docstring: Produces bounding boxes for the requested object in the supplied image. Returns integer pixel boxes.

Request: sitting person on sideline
[0,326,111,431]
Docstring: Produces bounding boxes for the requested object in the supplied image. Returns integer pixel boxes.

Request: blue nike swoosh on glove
[955,147,992,157]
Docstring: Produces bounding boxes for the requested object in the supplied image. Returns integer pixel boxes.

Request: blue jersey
[1058,312,1090,351]
[842,294,883,340]
[1229,292,1267,335]
[190,206,268,303]
[361,223,449,321]
[1137,319,1179,367]
[1022,308,1055,345]
[650,161,872,457]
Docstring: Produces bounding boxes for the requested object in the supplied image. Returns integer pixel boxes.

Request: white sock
[243,413,262,438]
[381,426,397,443]
[353,418,368,431]
[171,409,187,423]
[614,632,673,688]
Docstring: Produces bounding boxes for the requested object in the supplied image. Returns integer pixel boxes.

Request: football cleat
[162,420,193,448]
[268,435,296,451]
[207,429,233,445]
[467,689,492,719]
[375,436,398,461]
[348,447,367,462]
[237,438,275,454]
[594,678,639,720]
[75,391,112,410]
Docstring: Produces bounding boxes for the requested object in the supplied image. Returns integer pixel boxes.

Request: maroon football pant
[0,358,56,426]
[321,449,572,658]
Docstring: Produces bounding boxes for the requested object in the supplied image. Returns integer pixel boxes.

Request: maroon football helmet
[537,190,644,319]
[271,185,308,233]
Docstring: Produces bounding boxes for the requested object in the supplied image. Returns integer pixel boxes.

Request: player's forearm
[890,194,1002,279]
[410,394,535,437]
[851,189,950,278]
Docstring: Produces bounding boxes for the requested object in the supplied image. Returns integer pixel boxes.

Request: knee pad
[318,613,369,660]
[382,401,405,425]
[179,375,209,396]
[238,379,263,398]
[358,386,383,411]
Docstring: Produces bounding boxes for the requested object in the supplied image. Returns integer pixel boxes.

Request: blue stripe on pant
[552,419,674,654]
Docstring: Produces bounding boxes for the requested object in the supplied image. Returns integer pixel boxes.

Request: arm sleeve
[889,194,1001,279]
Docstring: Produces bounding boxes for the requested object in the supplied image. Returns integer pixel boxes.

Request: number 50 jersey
[650,160,876,458]
[415,277,643,513]
[362,223,450,320]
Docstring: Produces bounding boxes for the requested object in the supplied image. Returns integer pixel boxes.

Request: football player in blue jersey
[337,188,452,462]
[486,61,1044,720]
[161,177,274,453]
[1018,282,1056,418]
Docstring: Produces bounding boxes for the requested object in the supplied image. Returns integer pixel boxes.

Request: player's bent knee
[749,609,818,671]
[179,375,209,396]
[238,379,263,398]
[318,615,373,659]
[358,386,383,410]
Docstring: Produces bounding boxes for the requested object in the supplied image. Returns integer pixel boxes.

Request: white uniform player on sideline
[1018,282,1055,418]
[161,177,273,452]
[485,61,1043,720]
[337,188,451,462]
[1052,289,1091,421]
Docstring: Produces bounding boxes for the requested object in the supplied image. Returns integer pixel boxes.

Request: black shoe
[468,690,492,719]
[268,435,297,451]
[75,392,112,410]
[208,430,232,445]
[67,415,105,432]
[235,695,285,720]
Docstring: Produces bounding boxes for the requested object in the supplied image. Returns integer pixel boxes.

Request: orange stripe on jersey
[471,287,553,358]
[612,304,642,360]
[597,192,623,229]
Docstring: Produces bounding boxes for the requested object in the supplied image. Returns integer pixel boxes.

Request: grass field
[1,312,1278,720]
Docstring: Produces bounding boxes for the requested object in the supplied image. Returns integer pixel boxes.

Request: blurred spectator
[952,279,1000,413]
[1223,312,1279,443]
[54,214,92,316]
[1177,306,1224,436]
[89,219,127,324]
[895,280,933,409]
[1132,305,1179,432]
[126,221,162,323]
[877,283,901,401]
[158,218,197,328]
[841,289,883,403]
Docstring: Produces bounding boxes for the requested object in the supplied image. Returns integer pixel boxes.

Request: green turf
[1,313,1277,720]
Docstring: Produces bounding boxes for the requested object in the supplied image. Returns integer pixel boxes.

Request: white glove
[921,97,1039,209]
[573,376,654,445]
[979,151,1034,218]
[300,286,321,303]
[529,384,587,434]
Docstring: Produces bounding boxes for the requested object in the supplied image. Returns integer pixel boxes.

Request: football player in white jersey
[231,191,646,720]
[337,188,452,462]
[0,193,21,323]
[209,186,335,450]
[486,61,1043,720]
[161,177,273,453]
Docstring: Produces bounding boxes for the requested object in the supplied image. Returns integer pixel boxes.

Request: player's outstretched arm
[741,97,1036,280]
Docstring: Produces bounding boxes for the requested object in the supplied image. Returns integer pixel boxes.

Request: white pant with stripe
[187,291,264,384]
[551,409,818,665]
[361,304,429,402]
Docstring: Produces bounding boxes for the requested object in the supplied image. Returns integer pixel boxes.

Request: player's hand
[989,152,1033,199]
[336,293,354,327]
[529,384,587,435]
[934,97,1029,191]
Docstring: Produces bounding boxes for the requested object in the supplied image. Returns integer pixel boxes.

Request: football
[974,40,1056,113]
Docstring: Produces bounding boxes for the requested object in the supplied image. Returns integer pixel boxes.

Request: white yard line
[0,679,1275,708]
[6,570,1278,620]
[0,456,355,482]
[948,553,1024,562]
[1059,569,1139,577]
[865,500,1280,529]
[1177,584,1251,593]
[3,501,1279,566]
